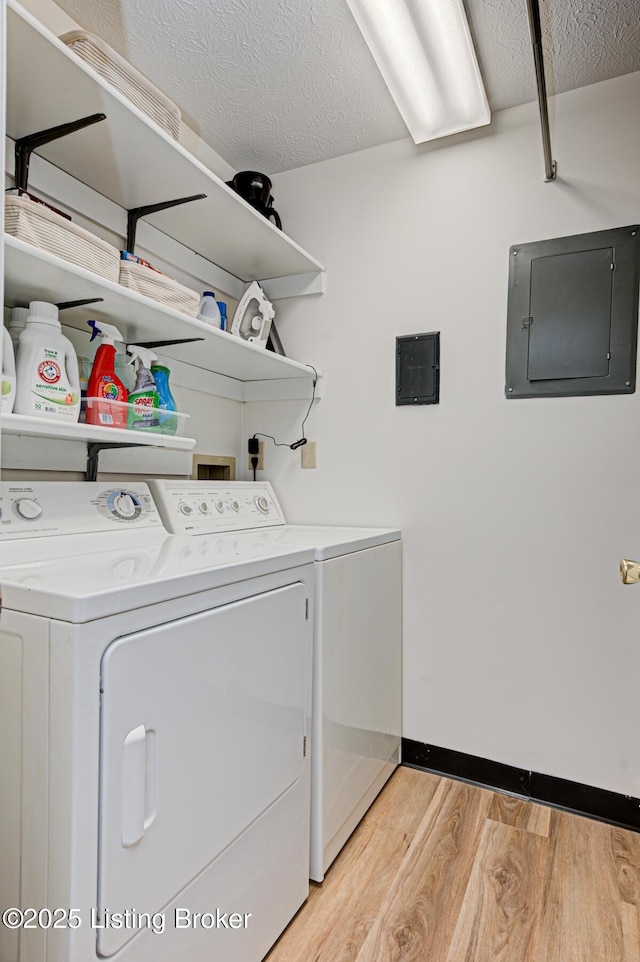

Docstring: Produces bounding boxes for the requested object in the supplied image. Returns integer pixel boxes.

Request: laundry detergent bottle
[197,291,222,328]
[150,362,178,435]
[2,324,17,414]
[127,345,160,431]
[86,320,129,427]
[14,301,80,421]
[8,307,29,354]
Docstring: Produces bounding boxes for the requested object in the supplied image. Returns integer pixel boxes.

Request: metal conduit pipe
[525,0,557,182]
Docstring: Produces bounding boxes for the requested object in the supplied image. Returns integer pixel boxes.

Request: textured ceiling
[54,0,640,173]
[466,0,640,111]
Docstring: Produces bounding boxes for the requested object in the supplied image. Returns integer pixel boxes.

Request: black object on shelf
[226,171,282,230]
[266,321,286,356]
[14,113,107,192]
[126,195,206,254]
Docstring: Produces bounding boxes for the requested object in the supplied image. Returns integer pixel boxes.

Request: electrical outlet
[248,441,265,471]
[301,441,317,469]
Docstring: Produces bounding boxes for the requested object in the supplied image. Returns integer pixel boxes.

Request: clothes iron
[230,282,275,349]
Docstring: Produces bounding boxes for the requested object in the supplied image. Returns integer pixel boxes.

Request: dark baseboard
[402,739,529,796]
[402,737,640,833]
[530,771,640,830]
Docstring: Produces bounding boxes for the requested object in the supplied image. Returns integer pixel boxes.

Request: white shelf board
[6,1,325,284]
[4,236,319,387]
[2,412,196,450]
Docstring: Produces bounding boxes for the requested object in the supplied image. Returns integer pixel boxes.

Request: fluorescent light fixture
[345,0,490,143]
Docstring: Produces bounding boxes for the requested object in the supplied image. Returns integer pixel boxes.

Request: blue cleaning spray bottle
[150,361,178,435]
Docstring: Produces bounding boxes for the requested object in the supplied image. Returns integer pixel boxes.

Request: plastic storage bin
[83,397,189,437]
[60,30,182,140]
[5,194,120,282]
[118,260,200,316]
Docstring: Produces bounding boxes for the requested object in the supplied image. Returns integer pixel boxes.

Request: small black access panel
[396,333,440,405]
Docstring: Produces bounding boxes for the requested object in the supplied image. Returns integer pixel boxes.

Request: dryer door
[97,582,308,957]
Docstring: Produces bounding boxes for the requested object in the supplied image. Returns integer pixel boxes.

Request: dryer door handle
[121,725,157,847]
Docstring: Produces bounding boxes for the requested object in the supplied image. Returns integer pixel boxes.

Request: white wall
[244,71,640,796]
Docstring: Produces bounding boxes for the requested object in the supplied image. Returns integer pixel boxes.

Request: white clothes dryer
[148,480,402,882]
[0,482,314,962]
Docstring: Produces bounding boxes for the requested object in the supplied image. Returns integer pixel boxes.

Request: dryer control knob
[180,504,194,516]
[215,500,225,513]
[115,493,136,518]
[16,498,42,520]
[255,496,270,513]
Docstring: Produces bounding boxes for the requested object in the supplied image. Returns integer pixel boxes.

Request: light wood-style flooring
[265,766,640,962]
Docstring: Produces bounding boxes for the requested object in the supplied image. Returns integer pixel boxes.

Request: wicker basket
[119,260,200,316]
[60,30,181,141]
[5,193,120,282]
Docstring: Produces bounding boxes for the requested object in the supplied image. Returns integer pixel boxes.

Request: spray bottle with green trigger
[127,344,160,431]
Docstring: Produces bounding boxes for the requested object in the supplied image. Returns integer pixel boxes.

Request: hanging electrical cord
[249,365,318,480]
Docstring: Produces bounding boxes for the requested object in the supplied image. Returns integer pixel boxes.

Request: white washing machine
[148,480,402,882]
[0,482,315,962]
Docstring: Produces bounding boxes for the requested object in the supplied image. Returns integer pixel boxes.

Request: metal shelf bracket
[126,194,207,254]
[86,442,143,482]
[14,113,106,192]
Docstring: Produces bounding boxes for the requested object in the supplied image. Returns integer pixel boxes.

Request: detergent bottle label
[128,392,160,431]
[31,347,78,418]
[1,377,16,412]
[91,375,128,428]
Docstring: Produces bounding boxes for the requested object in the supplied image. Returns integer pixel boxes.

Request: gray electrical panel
[505,226,640,398]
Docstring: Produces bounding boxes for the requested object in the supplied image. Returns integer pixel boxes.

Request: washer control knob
[114,493,136,518]
[199,502,210,514]
[215,500,225,513]
[231,500,240,512]
[255,496,270,514]
[16,498,43,520]
[180,504,193,516]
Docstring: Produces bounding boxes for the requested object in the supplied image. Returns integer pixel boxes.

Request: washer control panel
[0,482,163,540]
[147,480,286,534]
